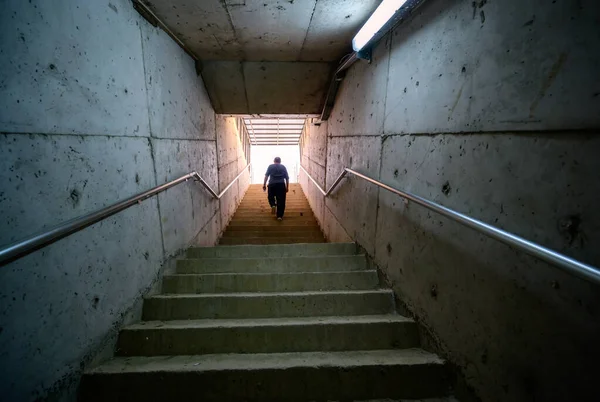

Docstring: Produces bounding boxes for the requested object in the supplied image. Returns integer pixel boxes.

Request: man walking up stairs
[263,156,289,221]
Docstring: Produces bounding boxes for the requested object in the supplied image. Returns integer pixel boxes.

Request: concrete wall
[300,1,600,401]
[0,0,248,400]
[216,115,251,230]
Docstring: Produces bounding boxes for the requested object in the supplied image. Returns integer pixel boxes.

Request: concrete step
[117,315,418,356]
[176,255,367,274]
[163,270,378,293]
[219,237,324,245]
[80,349,450,401]
[239,203,310,208]
[228,217,319,225]
[239,203,310,207]
[239,197,309,201]
[226,224,321,231]
[142,290,395,320]
[241,197,308,201]
[240,203,310,208]
[235,209,312,214]
[187,243,358,258]
[330,399,459,402]
[233,210,315,216]
[236,204,312,208]
[222,229,323,238]
[227,223,320,228]
[229,216,316,222]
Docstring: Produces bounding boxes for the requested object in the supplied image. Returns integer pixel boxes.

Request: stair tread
[179,254,365,262]
[87,348,443,374]
[166,269,375,277]
[123,314,413,330]
[334,399,458,402]
[148,289,392,299]
[194,243,355,248]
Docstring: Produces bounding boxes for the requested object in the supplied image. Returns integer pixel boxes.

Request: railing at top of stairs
[299,165,600,286]
[0,163,251,267]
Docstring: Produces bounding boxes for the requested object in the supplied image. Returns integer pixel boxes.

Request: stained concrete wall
[0,0,247,400]
[216,115,251,230]
[300,0,600,401]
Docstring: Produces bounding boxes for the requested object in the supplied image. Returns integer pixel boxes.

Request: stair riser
[163,271,378,293]
[117,321,419,356]
[236,204,312,209]
[227,222,319,227]
[235,204,313,208]
[237,206,312,210]
[80,364,450,401]
[222,230,323,238]
[219,238,324,245]
[228,220,319,226]
[233,212,314,217]
[187,243,358,258]
[176,255,366,274]
[225,225,320,231]
[142,292,394,320]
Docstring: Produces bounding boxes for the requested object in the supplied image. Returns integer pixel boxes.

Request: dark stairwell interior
[1,0,600,401]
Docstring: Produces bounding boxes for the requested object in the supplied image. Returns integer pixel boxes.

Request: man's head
[274,157,281,164]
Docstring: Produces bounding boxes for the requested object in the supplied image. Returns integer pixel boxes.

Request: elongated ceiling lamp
[352,0,408,52]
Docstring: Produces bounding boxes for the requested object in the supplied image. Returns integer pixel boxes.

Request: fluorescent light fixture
[352,0,408,52]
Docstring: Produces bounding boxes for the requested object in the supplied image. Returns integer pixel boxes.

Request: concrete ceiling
[140,0,380,114]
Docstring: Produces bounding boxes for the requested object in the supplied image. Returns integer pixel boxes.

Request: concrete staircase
[80,187,456,401]
[220,183,326,245]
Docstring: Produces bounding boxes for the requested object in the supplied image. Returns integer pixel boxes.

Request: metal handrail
[299,165,600,285]
[0,163,251,266]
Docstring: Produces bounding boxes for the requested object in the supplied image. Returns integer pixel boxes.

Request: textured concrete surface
[0,134,164,402]
[188,242,358,258]
[176,254,367,274]
[201,61,333,114]
[299,119,327,232]
[142,23,215,141]
[298,1,600,401]
[325,136,382,255]
[152,138,220,256]
[142,290,395,320]
[82,238,456,400]
[0,0,248,400]
[117,315,419,355]
[374,133,600,402]
[215,116,251,232]
[328,34,390,137]
[147,0,380,113]
[81,349,449,401]
[0,0,148,136]
[383,0,600,133]
[162,270,380,293]
[143,0,379,62]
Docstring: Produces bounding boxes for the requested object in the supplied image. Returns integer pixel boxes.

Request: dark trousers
[267,183,287,218]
